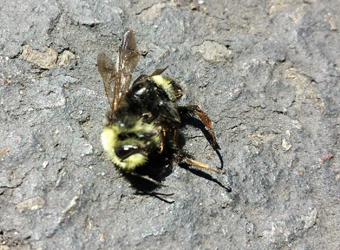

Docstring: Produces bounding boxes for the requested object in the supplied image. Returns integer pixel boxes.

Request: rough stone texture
[1,0,339,249]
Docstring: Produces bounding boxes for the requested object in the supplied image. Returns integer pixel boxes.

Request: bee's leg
[173,128,180,150]
[158,127,167,154]
[181,157,225,175]
[178,105,217,148]
[173,128,224,175]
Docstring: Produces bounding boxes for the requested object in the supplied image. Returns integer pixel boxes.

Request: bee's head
[101,119,160,171]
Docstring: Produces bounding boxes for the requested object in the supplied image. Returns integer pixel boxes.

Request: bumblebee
[98,30,223,183]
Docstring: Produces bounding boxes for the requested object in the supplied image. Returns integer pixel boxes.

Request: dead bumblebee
[98,30,223,184]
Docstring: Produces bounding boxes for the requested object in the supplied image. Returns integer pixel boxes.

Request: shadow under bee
[122,150,173,189]
[120,150,175,203]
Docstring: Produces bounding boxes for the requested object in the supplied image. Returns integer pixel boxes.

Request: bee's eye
[115,145,140,160]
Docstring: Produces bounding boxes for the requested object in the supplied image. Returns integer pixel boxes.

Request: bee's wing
[97,30,140,114]
[150,67,168,76]
[115,30,140,111]
[97,52,117,110]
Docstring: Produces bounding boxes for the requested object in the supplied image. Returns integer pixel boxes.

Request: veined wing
[97,30,140,116]
[114,30,140,111]
[97,52,116,111]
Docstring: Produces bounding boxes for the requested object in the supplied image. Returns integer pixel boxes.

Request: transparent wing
[97,30,140,115]
[97,52,116,110]
[114,30,140,111]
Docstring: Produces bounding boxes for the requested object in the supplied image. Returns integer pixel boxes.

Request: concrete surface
[1,0,340,249]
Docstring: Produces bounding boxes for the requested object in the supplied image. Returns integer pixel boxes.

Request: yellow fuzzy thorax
[101,118,160,171]
[151,75,177,101]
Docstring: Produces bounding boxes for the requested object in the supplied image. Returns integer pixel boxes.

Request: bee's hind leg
[182,157,225,174]
[178,105,217,148]
[173,129,224,175]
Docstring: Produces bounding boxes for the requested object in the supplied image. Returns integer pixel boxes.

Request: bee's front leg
[158,127,167,154]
